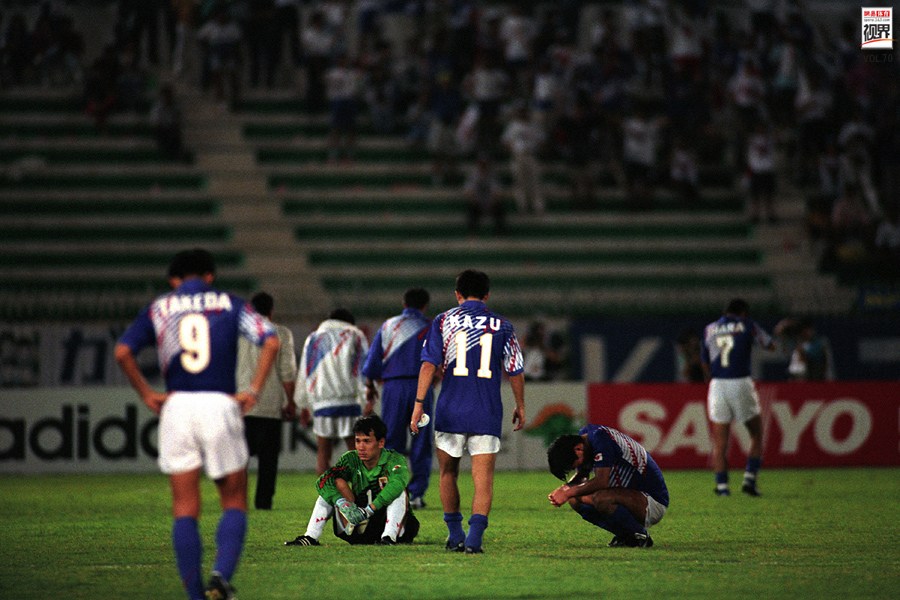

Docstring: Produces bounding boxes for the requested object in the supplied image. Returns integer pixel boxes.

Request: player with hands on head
[547,424,669,548]
[284,415,420,546]
[701,298,776,497]
[410,269,525,554]
[115,248,280,600]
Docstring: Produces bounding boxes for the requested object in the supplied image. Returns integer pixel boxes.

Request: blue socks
[574,503,646,538]
[609,505,646,537]
[172,517,203,600]
[745,457,762,481]
[444,512,465,546]
[465,514,488,550]
[213,509,247,582]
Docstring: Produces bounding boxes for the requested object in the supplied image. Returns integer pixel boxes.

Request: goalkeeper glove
[335,498,367,525]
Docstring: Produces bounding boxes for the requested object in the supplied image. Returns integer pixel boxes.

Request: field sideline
[1,468,897,599]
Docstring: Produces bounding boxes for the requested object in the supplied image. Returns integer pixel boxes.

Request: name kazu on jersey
[156,292,232,316]
[710,321,745,335]
[447,314,502,331]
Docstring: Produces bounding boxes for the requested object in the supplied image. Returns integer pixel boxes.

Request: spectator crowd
[2,0,897,278]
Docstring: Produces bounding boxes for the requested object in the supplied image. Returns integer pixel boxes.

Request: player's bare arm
[509,373,525,431]
[548,467,611,507]
[114,343,168,414]
[410,361,437,434]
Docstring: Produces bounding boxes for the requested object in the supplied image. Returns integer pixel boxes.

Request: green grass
[1,469,897,599]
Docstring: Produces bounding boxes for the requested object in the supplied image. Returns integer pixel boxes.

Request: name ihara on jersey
[157,292,233,316]
[447,314,502,331]
[711,321,745,335]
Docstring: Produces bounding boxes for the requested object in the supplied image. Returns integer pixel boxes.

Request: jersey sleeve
[315,451,354,505]
[118,305,156,354]
[503,328,525,376]
[588,429,618,470]
[293,335,312,409]
[237,300,277,346]
[276,326,297,383]
[371,452,411,510]
[420,315,444,366]
[361,326,384,380]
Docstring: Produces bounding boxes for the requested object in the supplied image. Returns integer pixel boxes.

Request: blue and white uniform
[118,278,276,478]
[701,314,773,424]
[295,318,369,439]
[362,307,433,499]
[421,300,523,452]
[581,424,669,508]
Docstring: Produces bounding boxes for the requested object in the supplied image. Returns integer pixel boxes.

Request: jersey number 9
[179,314,211,373]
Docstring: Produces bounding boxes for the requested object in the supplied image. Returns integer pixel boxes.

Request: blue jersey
[581,424,669,506]
[701,315,773,379]
[362,308,430,381]
[118,279,275,393]
[421,300,524,436]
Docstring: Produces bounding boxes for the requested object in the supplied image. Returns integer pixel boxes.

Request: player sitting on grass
[547,425,669,548]
[285,415,420,546]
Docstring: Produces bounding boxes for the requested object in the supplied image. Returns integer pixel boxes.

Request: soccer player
[115,249,279,600]
[701,298,776,497]
[284,415,420,546]
[546,425,669,548]
[362,287,435,509]
[237,292,297,510]
[295,308,371,474]
[410,269,525,554]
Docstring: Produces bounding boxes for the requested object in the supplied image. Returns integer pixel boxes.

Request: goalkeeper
[285,415,420,546]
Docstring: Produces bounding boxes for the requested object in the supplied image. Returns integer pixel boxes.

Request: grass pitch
[1,468,897,599]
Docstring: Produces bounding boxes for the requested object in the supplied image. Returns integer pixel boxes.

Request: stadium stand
[3,0,881,324]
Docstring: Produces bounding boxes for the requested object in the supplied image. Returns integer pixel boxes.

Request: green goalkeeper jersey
[316,449,410,511]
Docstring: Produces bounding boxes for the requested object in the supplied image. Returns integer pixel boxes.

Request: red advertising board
[588,382,899,468]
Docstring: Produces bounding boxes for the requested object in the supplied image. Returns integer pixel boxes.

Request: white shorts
[313,414,357,440]
[434,431,500,458]
[707,377,761,424]
[644,494,667,527]
[158,391,248,480]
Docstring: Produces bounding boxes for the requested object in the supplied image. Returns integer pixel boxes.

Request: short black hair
[404,287,430,310]
[725,298,750,316]
[547,434,583,481]
[168,248,216,279]
[328,307,355,324]
[455,269,490,299]
[251,292,274,317]
[353,415,387,440]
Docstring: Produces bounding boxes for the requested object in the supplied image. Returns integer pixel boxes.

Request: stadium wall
[1,382,896,474]
[2,316,898,388]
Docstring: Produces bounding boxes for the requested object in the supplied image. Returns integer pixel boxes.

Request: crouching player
[285,415,420,546]
[547,425,669,547]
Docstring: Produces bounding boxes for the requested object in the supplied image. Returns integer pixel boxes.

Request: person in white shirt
[501,105,545,214]
[325,54,361,161]
[237,292,297,510]
[295,308,371,474]
[746,121,778,223]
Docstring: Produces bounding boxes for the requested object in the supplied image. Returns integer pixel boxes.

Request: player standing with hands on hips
[115,249,280,600]
[701,298,776,497]
[410,269,525,554]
